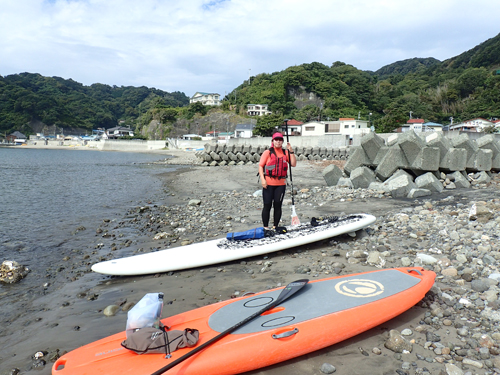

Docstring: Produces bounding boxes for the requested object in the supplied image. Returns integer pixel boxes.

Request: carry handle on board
[150,279,309,375]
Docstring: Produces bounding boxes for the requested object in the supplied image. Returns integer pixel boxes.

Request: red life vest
[264,148,288,179]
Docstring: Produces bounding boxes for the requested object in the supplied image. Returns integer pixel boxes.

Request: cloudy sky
[1,0,499,98]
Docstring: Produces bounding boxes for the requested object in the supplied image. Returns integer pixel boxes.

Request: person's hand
[261,180,268,188]
[286,143,294,153]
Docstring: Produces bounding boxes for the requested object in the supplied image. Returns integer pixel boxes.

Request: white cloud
[1,0,499,97]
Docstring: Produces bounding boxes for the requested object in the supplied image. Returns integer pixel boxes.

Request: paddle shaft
[284,120,295,206]
[151,279,309,375]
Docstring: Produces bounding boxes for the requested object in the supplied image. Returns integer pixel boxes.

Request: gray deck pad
[208,269,421,334]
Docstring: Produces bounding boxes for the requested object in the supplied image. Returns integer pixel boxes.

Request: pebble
[320,363,336,374]
[103,305,120,317]
[385,330,413,353]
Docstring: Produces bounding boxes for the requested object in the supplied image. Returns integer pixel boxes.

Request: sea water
[0,147,175,282]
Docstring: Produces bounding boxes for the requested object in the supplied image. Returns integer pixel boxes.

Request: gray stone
[407,188,432,198]
[414,146,440,171]
[476,134,500,170]
[320,363,336,374]
[473,171,492,184]
[448,171,470,188]
[445,363,464,375]
[350,166,377,189]
[441,147,467,171]
[322,164,344,186]
[343,147,369,176]
[471,279,491,293]
[103,305,120,317]
[336,177,353,188]
[384,329,413,353]
[361,131,385,165]
[473,148,493,171]
[397,131,425,163]
[385,171,416,198]
[374,145,409,181]
[209,151,221,161]
[415,172,444,192]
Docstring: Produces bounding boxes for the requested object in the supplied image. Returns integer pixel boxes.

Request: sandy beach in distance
[2,144,500,375]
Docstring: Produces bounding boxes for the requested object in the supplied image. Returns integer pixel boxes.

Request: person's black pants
[262,185,286,227]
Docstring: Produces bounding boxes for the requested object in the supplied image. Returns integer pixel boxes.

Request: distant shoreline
[0,142,204,165]
[1,141,170,154]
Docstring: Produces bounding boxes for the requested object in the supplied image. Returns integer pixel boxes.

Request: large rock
[426,131,467,171]
[384,170,417,198]
[415,172,444,193]
[407,188,432,198]
[343,147,370,176]
[476,134,500,171]
[447,171,470,189]
[361,132,385,165]
[0,260,30,284]
[450,134,492,171]
[322,164,344,186]
[397,131,440,171]
[374,145,409,181]
[350,166,377,189]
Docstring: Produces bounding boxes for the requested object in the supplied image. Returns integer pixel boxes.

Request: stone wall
[322,131,500,199]
[195,143,351,166]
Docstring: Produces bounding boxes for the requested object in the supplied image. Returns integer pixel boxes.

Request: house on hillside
[7,131,27,144]
[422,122,443,132]
[190,92,221,106]
[395,119,444,132]
[104,126,134,139]
[449,117,494,132]
[278,119,303,135]
[247,104,272,116]
[324,118,370,135]
[299,118,370,138]
[235,123,255,138]
[394,118,424,132]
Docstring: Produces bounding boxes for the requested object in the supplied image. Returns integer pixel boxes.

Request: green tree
[253,114,283,136]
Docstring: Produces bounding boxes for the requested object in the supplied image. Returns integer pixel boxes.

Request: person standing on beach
[258,132,297,229]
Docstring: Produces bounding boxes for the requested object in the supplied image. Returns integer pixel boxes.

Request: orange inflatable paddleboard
[52,267,435,375]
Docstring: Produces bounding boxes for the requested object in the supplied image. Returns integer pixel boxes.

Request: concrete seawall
[25,139,167,152]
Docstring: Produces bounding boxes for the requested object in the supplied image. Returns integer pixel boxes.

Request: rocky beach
[2,148,500,375]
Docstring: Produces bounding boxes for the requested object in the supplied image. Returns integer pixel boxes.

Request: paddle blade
[291,205,300,225]
[274,279,308,305]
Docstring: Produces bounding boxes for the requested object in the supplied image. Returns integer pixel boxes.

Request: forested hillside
[230,34,500,133]
[1,33,500,137]
[0,73,189,135]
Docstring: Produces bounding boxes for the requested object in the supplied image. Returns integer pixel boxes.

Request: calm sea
[0,147,175,276]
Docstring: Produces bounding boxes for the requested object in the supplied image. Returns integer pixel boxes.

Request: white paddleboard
[91,214,376,276]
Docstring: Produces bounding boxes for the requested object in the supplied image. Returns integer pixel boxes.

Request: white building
[234,123,255,138]
[449,118,495,132]
[104,126,134,139]
[247,104,272,116]
[190,92,221,106]
[397,119,443,132]
[300,118,370,136]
